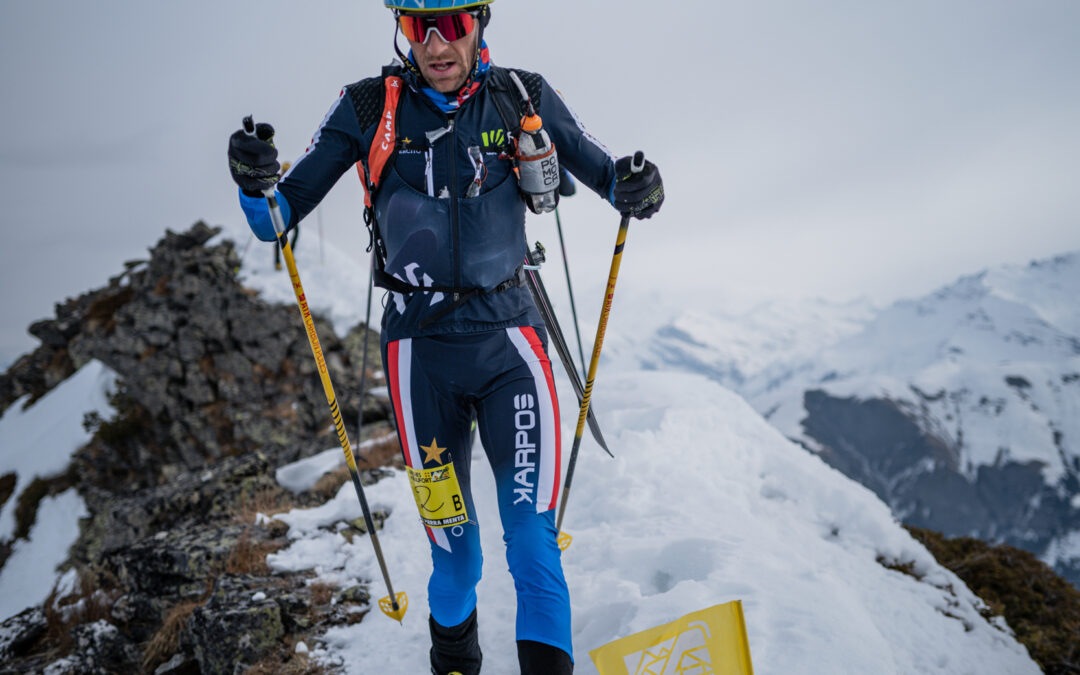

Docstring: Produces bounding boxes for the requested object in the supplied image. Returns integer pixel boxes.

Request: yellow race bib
[406,462,468,528]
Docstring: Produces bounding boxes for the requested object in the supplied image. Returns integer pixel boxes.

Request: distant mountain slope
[650,253,1080,584]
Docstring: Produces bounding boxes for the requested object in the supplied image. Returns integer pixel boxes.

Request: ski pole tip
[557,531,573,551]
[379,592,409,622]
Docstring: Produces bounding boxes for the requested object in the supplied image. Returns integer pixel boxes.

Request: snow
[1043,530,1080,571]
[269,368,1039,674]
[0,488,88,621]
[0,359,116,541]
[275,430,398,494]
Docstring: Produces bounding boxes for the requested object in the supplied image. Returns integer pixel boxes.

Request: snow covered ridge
[0,360,115,621]
[649,251,1080,585]
[267,370,1039,674]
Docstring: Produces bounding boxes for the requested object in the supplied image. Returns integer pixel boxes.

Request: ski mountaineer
[226,1,664,673]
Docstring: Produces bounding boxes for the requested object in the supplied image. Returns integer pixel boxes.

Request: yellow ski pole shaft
[243,117,407,622]
[556,151,645,546]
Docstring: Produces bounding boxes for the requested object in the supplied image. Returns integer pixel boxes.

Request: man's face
[405,14,479,94]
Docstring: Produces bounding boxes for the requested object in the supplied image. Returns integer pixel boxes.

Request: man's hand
[613,155,664,219]
[228,122,280,197]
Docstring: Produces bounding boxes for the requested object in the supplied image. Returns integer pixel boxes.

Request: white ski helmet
[384,0,493,12]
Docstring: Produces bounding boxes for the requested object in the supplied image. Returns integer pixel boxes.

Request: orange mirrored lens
[399,12,476,44]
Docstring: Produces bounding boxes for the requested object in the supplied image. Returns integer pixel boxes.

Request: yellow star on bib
[421,438,447,465]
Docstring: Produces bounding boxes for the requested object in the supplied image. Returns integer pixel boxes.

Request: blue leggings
[383,326,571,656]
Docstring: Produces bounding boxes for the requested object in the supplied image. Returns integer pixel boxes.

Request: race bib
[407,462,468,528]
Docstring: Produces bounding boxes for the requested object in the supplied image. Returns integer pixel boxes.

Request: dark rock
[153,652,200,675]
[336,585,371,606]
[110,592,170,643]
[184,575,285,674]
[40,620,138,675]
[0,606,46,659]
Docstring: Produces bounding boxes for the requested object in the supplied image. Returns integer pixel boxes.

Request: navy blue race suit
[240,48,617,661]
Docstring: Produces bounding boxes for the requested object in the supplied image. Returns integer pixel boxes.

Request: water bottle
[516,111,560,214]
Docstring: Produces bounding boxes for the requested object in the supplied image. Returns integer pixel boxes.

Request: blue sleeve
[538,77,618,205]
[239,189,293,242]
[275,89,368,229]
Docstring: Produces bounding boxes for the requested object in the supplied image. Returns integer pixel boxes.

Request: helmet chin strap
[392,21,422,78]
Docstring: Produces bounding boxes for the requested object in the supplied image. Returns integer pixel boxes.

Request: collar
[408,41,491,114]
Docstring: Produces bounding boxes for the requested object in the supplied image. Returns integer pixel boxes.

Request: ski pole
[524,245,611,457]
[555,151,645,550]
[554,208,588,381]
[354,256,375,452]
[244,117,407,622]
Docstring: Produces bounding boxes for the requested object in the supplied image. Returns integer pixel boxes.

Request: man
[227,1,663,673]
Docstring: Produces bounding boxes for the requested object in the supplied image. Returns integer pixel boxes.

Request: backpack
[346,64,544,324]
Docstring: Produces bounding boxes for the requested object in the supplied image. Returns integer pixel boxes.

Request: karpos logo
[513,393,536,505]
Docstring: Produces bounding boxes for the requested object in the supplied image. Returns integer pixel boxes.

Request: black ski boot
[430,609,482,675]
[518,640,573,674]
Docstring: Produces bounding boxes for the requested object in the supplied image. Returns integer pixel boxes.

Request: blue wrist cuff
[239,188,292,242]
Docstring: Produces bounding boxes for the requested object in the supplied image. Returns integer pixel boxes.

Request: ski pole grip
[240,115,279,201]
[630,151,645,175]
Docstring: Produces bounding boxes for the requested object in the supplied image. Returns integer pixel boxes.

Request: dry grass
[309,466,351,502]
[141,599,202,673]
[234,483,298,524]
[908,526,1080,675]
[309,433,402,502]
[356,432,404,471]
[225,527,287,576]
[308,582,334,607]
[41,566,120,656]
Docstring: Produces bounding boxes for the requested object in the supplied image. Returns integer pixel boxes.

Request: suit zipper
[448,117,461,294]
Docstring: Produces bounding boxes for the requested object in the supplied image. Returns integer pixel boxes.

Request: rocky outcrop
[2,222,385,487]
[0,223,394,674]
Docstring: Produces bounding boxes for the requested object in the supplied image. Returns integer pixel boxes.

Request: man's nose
[425,31,451,53]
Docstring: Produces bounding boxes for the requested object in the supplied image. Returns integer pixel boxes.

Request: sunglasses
[398,11,479,44]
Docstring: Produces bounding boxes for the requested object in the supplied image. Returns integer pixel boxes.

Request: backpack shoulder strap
[485,66,524,141]
[502,67,544,109]
[347,65,407,207]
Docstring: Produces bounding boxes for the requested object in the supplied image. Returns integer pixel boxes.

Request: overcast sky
[1,1,1078,367]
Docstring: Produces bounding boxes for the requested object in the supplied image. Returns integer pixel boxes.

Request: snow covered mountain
[649,252,1080,585]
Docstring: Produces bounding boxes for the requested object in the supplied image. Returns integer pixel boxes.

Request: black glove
[228,122,280,197]
[612,156,664,219]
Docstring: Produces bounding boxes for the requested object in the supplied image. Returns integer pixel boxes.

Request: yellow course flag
[589,601,754,675]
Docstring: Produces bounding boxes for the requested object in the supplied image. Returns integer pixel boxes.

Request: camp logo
[589,601,753,675]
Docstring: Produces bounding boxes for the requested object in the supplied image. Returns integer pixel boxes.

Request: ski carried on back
[525,243,612,457]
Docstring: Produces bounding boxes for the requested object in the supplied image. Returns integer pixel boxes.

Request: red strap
[356,75,404,208]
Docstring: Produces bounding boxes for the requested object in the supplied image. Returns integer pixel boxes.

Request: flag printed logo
[589,601,753,675]
[623,622,712,674]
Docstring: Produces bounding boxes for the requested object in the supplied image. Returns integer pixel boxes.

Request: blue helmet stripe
[384,0,493,11]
